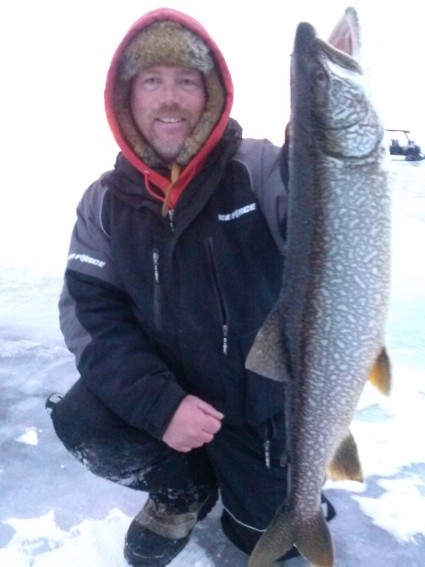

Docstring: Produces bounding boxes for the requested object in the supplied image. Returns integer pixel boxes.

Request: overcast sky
[2,0,423,174]
[1,0,424,270]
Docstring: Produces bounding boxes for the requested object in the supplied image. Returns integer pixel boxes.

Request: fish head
[292,21,384,160]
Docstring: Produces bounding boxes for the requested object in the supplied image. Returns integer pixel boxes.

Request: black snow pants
[49,378,331,556]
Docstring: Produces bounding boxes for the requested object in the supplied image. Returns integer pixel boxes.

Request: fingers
[196,399,224,437]
[200,414,222,436]
[197,399,225,421]
[161,395,225,452]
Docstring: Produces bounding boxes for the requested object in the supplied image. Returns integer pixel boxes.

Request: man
[47,8,335,566]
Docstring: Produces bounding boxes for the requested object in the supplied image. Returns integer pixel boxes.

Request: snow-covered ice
[1,159,424,566]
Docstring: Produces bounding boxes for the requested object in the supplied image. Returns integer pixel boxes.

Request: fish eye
[315,69,327,86]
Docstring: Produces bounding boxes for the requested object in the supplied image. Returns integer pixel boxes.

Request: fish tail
[248,506,334,567]
[296,511,334,567]
[248,506,295,567]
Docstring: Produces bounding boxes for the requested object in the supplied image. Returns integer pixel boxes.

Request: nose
[158,79,180,106]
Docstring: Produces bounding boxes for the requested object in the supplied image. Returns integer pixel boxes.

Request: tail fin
[297,511,334,567]
[248,505,334,567]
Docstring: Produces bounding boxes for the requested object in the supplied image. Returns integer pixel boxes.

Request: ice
[0,161,424,566]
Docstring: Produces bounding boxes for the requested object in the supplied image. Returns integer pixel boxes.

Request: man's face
[130,65,207,164]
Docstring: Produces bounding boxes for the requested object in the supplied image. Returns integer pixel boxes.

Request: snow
[15,428,39,446]
[1,164,425,567]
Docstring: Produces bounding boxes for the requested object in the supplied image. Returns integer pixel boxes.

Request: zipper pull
[264,439,271,468]
[168,210,175,232]
[153,249,160,283]
[222,324,229,355]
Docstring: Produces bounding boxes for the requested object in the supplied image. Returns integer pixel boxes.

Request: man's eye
[143,77,160,90]
[180,78,201,89]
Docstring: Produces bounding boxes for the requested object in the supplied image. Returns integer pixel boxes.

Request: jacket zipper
[168,210,175,232]
[206,237,229,355]
[264,419,276,468]
[152,248,161,329]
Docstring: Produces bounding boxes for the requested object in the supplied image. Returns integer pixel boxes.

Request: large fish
[246,7,391,567]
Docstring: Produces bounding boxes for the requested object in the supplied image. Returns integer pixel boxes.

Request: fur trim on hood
[120,21,215,79]
[105,8,234,187]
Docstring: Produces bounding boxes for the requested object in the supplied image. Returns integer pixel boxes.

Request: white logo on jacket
[218,203,257,221]
[68,253,106,268]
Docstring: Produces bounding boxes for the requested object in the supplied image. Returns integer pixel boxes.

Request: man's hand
[162,395,224,452]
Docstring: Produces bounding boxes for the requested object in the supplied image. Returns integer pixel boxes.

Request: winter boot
[124,487,218,567]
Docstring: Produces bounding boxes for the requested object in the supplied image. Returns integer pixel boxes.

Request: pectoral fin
[245,298,290,383]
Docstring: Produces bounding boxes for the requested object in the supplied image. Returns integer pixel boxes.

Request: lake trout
[246,7,391,567]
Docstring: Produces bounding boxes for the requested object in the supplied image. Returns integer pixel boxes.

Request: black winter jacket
[59,120,289,439]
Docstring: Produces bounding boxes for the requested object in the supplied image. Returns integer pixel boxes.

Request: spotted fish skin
[246,8,390,567]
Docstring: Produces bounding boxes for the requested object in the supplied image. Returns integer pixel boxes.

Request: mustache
[155,104,190,118]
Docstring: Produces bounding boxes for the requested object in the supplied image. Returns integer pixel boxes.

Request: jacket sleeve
[59,178,186,439]
[233,137,288,254]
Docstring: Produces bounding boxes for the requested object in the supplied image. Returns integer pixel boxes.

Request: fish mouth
[315,37,362,73]
[295,22,362,74]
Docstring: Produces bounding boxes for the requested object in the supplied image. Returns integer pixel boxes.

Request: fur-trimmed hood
[104,8,234,210]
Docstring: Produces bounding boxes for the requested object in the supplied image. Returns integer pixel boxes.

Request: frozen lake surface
[0,159,424,566]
